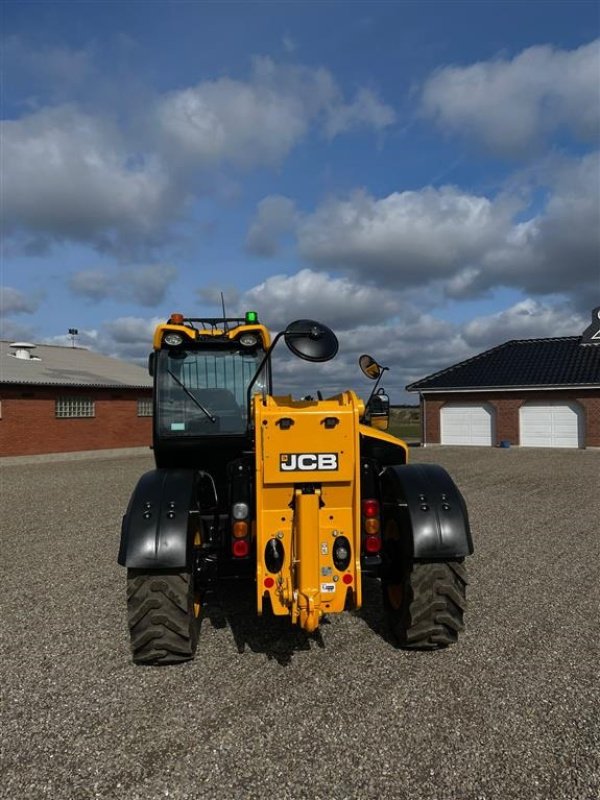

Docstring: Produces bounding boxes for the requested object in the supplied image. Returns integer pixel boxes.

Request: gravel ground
[1,447,599,800]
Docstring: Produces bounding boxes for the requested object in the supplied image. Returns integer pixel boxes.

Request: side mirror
[148,352,155,376]
[368,388,390,431]
[284,319,339,363]
[359,354,383,380]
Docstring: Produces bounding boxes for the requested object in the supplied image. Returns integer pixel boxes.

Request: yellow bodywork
[254,390,382,632]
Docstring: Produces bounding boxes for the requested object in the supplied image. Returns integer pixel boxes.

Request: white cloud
[245,195,298,256]
[3,58,394,253]
[155,57,395,168]
[0,319,36,342]
[1,106,177,253]
[196,285,241,309]
[68,270,112,302]
[239,268,402,331]
[421,39,600,154]
[69,264,178,306]
[102,316,161,345]
[261,151,599,306]
[42,317,161,363]
[296,186,517,285]
[1,286,44,315]
[462,299,586,348]
[324,88,396,138]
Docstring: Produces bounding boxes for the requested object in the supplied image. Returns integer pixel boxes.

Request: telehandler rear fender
[118,469,200,569]
[381,464,473,560]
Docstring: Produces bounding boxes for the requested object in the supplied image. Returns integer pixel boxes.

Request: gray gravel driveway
[1,447,599,800]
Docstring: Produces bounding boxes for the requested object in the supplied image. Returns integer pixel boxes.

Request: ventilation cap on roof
[8,342,41,361]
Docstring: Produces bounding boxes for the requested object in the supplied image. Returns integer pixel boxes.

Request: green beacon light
[245,311,258,324]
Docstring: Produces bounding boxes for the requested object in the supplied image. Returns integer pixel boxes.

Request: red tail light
[362,499,379,518]
[364,535,381,554]
[362,498,381,556]
[232,539,250,558]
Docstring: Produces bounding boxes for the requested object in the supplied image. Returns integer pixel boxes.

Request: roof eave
[407,383,600,393]
[0,380,152,389]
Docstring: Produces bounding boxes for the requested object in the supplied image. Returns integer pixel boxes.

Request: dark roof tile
[406,337,600,391]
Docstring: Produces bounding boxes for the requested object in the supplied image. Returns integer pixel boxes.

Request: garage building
[0,340,153,457]
[406,310,600,449]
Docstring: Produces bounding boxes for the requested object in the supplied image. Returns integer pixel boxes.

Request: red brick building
[406,312,600,449]
[0,341,153,457]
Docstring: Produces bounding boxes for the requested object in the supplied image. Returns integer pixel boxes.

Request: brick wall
[0,386,152,456]
[420,390,600,448]
[582,395,600,447]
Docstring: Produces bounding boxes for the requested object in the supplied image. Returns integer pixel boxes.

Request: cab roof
[153,315,271,350]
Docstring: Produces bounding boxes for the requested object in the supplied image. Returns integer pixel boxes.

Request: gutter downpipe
[422,392,427,448]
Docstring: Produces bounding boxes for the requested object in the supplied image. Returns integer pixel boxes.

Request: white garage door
[441,404,494,446]
[520,402,583,448]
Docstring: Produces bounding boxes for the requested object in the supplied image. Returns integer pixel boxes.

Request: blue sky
[2,1,599,400]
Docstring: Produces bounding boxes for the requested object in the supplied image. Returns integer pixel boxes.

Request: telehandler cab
[118,312,473,664]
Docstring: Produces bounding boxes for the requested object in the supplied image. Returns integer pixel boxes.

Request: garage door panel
[441,404,494,446]
[520,402,582,448]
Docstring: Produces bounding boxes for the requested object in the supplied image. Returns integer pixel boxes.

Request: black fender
[118,469,200,569]
[381,463,473,560]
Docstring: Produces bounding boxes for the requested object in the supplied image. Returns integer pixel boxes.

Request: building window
[137,398,153,417]
[55,397,95,418]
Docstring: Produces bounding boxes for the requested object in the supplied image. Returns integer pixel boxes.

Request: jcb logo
[280,453,338,472]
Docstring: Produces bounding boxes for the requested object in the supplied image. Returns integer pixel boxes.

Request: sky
[1,0,599,401]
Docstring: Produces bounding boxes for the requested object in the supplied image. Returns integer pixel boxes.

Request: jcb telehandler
[118,312,472,664]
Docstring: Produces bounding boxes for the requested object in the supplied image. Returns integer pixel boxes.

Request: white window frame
[137,397,153,417]
[55,397,95,419]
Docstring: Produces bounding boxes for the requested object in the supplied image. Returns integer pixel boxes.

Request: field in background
[388,405,421,441]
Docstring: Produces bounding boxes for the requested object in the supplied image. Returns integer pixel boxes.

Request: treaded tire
[383,561,467,649]
[127,569,200,665]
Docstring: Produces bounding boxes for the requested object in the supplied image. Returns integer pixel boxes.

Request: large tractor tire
[383,560,467,649]
[126,569,200,665]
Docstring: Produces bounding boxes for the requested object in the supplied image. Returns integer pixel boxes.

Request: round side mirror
[359,354,383,380]
[284,319,339,363]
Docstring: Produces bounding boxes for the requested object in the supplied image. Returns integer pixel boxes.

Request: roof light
[170,313,184,324]
[239,333,258,347]
[245,311,258,323]
[164,333,183,346]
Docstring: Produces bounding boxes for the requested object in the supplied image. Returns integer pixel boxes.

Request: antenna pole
[220,291,229,332]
